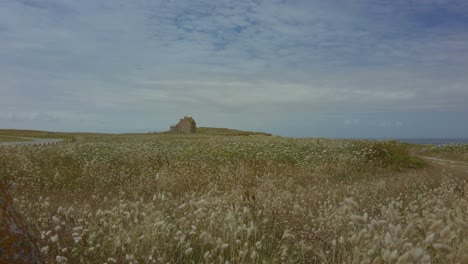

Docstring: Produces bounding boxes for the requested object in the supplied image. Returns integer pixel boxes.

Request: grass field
[0,135,32,143]
[0,129,112,142]
[1,130,467,263]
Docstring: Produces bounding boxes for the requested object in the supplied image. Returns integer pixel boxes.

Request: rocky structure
[170,116,197,133]
[0,181,42,263]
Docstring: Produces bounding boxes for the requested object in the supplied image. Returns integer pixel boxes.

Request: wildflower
[432,243,453,254]
[282,230,295,240]
[50,234,59,243]
[430,220,444,233]
[250,250,257,260]
[410,248,424,259]
[455,218,468,231]
[56,256,68,263]
[439,226,451,240]
[424,233,436,244]
[72,226,83,232]
[204,251,210,260]
[373,256,383,264]
[52,216,61,224]
[344,198,359,211]
[41,246,49,254]
[350,214,367,225]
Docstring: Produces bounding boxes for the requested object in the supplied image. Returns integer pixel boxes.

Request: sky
[1,0,468,138]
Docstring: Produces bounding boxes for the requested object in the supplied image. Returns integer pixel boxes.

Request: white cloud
[378,121,404,128]
[0,111,45,121]
[344,119,361,126]
[0,0,467,136]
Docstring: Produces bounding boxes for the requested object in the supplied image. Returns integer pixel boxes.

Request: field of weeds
[1,133,467,263]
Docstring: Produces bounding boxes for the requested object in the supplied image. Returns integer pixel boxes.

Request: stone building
[170,116,196,133]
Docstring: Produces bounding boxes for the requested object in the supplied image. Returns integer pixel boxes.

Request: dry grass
[1,133,467,263]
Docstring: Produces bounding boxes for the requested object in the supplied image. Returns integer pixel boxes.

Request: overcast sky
[1,0,468,138]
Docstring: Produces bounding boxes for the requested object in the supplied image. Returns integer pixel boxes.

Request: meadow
[0,130,467,263]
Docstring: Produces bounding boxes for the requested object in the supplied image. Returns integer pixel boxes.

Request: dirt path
[0,137,63,147]
[420,156,468,166]
[419,156,468,175]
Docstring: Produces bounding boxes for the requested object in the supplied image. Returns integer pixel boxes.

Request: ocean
[396,138,468,145]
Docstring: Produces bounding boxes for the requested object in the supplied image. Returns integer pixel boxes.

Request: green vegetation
[0,129,75,139]
[0,135,31,143]
[360,141,426,170]
[0,129,116,143]
[1,131,467,263]
[158,127,272,136]
[195,127,272,136]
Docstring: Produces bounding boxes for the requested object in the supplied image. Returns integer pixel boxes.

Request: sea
[396,138,468,146]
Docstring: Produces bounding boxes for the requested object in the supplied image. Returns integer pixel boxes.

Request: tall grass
[1,135,466,263]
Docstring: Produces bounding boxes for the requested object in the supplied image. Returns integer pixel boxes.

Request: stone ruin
[170,116,197,133]
[0,181,42,263]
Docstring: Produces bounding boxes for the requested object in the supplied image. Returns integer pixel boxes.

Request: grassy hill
[159,127,272,136]
[0,135,31,143]
[194,127,272,136]
[1,127,272,138]
[0,129,114,142]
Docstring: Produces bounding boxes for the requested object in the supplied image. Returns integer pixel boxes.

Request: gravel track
[0,137,63,147]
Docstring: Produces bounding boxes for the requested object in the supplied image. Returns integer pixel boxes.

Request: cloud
[0,0,467,136]
[378,121,404,128]
[344,119,361,126]
[0,111,39,121]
